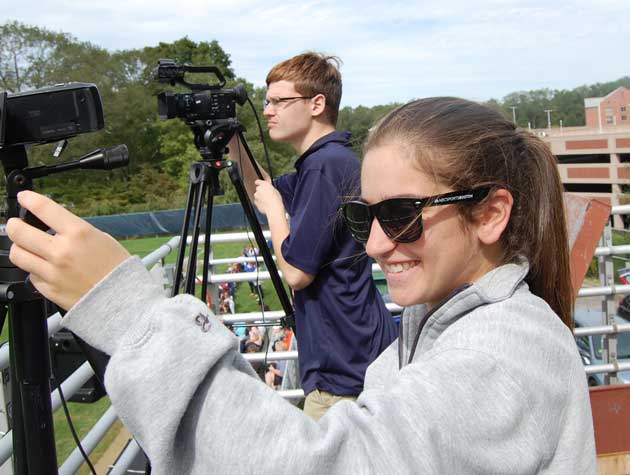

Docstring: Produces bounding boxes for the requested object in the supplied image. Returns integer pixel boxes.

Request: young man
[229,52,396,421]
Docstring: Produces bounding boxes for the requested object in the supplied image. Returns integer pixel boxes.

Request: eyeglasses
[263,96,314,109]
[340,187,490,244]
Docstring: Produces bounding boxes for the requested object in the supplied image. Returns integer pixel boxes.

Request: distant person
[243,261,260,297]
[242,326,262,352]
[265,339,288,389]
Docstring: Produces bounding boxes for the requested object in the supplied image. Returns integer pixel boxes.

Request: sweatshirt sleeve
[62,257,595,475]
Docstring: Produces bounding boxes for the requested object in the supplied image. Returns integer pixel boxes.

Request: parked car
[574,309,630,386]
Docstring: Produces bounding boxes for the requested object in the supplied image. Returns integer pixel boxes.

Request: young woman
[7,97,596,474]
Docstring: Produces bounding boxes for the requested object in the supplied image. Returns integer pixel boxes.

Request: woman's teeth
[384,262,417,274]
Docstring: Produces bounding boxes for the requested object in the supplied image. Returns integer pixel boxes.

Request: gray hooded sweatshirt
[62,257,596,474]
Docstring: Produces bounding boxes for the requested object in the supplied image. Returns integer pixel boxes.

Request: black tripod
[171,118,295,331]
[0,143,128,475]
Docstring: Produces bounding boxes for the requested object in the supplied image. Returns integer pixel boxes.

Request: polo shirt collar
[294,131,352,170]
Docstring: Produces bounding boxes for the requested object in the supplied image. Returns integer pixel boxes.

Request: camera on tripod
[152,59,297,334]
[153,58,247,122]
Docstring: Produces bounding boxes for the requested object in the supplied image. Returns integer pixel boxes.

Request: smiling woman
[6,97,596,474]
[356,97,574,323]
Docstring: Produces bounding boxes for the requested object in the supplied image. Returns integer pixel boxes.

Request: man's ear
[311,93,327,118]
[475,189,513,245]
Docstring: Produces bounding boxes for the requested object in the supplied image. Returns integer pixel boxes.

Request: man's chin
[269,127,293,142]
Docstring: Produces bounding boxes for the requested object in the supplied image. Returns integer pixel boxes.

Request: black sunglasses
[340,187,490,244]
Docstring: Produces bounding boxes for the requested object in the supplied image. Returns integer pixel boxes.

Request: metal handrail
[573,323,630,337]
[58,406,118,475]
[585,362,630,376]
[108,439,141,475]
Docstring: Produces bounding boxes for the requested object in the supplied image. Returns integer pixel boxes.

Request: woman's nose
[365,218,396,258]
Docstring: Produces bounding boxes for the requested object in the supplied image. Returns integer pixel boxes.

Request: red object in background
[564,194,611,299]
[589,385,630,454]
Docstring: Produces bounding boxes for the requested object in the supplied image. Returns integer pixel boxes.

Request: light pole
[544,109,552,129]
[510,106,517,124]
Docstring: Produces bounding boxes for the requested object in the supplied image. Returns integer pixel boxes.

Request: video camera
[0,82,104,148]
[153,59,248,122]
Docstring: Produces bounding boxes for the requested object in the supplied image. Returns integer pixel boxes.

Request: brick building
[536,124,630,228]
[584,87,630,129]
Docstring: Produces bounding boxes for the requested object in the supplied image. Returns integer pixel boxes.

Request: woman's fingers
[8,242,53,279]
[16,190,84,233]
[6,217,54,260]
[5,190,131,310]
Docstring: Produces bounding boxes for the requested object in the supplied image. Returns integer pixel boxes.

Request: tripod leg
[200,183,214,305]
[185,176,208,295]
[9,300,58,475]
[173,177,198,297]
[227,163,296,332]
[236,130,265,180]
[8,320,27,475]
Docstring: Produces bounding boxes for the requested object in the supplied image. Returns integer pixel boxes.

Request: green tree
[338,103,400,155]
[0,21,71,92]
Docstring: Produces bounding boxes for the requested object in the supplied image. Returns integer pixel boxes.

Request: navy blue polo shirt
[274,131,396,396]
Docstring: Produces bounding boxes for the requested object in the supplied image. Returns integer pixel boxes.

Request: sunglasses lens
[377,200,423,243]
[343,199,424,244]
[342,202,371,243]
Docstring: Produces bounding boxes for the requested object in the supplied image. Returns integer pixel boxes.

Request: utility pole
[544,109,553,129]
[510,106,517,124]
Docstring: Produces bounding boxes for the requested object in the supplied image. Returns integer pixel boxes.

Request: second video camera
[154,59,247,122]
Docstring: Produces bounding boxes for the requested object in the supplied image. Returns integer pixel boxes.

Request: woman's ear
[475,189,513,245]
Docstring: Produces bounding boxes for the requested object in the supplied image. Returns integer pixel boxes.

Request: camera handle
[172,121,296,332]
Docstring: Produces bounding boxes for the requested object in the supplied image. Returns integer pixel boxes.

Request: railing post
[598,224,618,384]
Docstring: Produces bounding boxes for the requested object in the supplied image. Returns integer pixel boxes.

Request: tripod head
[192,118,243,160]
[184,117,247,197]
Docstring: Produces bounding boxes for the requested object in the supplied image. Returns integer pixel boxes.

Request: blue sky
[1,0,627,107]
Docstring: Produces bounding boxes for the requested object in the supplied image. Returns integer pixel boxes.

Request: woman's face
[362,143,492,309]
